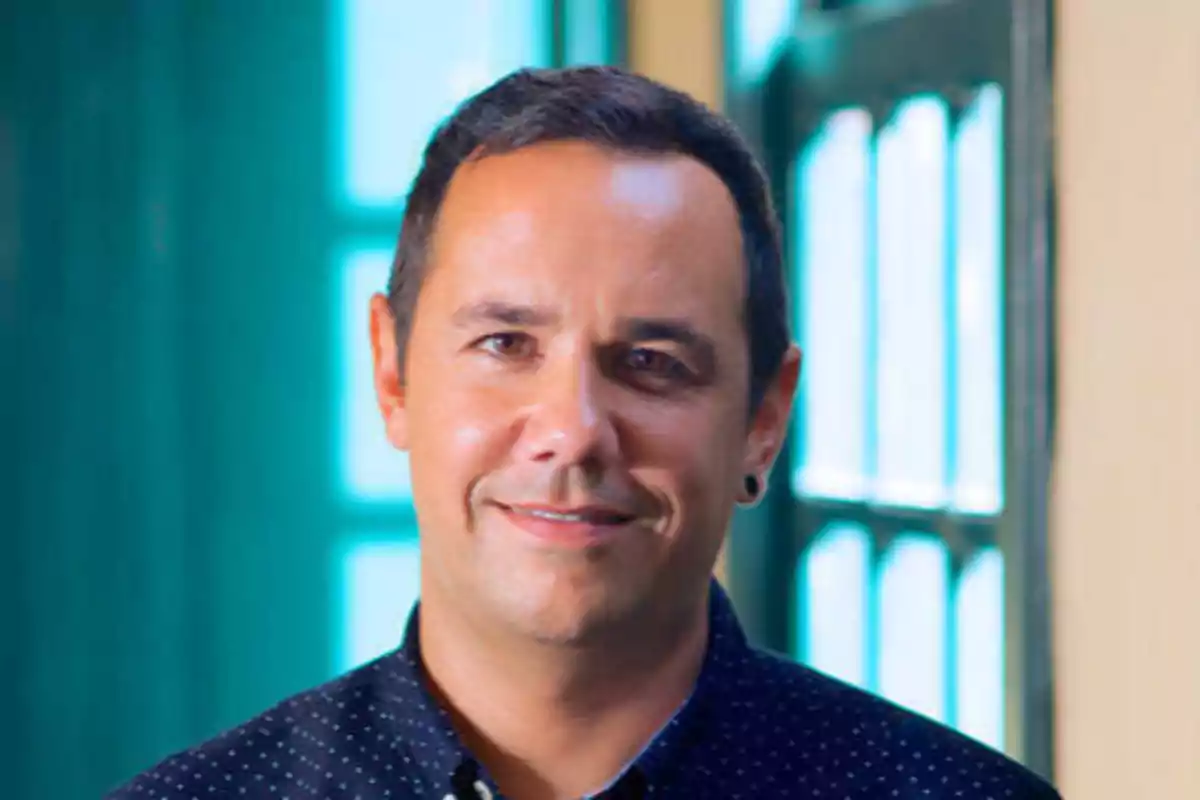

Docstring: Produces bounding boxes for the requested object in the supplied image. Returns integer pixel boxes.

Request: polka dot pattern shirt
[107,583,1062,799]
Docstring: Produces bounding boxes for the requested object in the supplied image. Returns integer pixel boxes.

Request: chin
[491,573,643,646]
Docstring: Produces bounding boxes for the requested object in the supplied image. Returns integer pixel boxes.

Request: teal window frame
[723,0,1055,781]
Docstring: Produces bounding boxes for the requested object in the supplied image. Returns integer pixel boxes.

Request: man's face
[371,141,797,645]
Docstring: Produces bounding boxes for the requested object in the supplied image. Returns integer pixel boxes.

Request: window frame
[723,0,1055,779]
[329,0,626,238]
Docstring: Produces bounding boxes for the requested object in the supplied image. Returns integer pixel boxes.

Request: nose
[516,351,618,468]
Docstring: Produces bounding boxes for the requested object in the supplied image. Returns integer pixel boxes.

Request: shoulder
[103,657,401,800]
[726,646,1062,799]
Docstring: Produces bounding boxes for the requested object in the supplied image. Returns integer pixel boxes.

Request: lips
[489,501,640,546]
[497,503,637,526]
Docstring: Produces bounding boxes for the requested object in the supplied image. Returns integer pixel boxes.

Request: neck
[417,589,711,800]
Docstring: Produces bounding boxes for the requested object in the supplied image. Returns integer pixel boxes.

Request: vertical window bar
[793,109,871,502]
[802,523,871,688]
[874,97,950,508]
[878,535,949,722]
[952,84,1005,514]
[955,547,1005,749]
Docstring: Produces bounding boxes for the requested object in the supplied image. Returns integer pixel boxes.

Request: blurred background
[2,1,1197,798]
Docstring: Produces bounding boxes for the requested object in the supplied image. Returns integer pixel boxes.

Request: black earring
[743,474,761,501]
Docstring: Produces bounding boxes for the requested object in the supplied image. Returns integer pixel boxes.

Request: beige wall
[1053,1,1200,797]
[627,0,722,108]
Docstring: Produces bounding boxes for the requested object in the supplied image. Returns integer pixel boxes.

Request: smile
[492,502,639,545]
[505,505,635,524]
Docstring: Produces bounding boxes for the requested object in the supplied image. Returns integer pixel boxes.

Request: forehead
[422,141,746,322]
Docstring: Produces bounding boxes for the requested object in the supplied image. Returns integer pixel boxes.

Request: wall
[627,0,722,109]
[1053,1,1200,797]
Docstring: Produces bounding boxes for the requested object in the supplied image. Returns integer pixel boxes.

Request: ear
[369,293,410,451]
[738,344,802,502]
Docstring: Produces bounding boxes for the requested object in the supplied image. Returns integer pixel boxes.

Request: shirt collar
[376,579,750,796]
[621,580,749,787]
[377,605,476,796]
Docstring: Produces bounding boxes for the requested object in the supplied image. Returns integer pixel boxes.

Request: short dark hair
[388,65,789,413]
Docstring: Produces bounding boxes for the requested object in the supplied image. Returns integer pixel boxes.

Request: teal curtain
[6,2,337,795]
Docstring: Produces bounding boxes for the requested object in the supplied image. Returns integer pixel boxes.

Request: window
[725,0,1054,777]
[330,0,623,673]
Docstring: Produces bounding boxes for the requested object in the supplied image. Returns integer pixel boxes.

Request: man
[110,66,1060,799]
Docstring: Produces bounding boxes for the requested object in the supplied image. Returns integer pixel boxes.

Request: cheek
[629,403,744,506]
[407,378,513,496]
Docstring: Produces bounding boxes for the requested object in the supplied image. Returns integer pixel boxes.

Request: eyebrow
[618,317,710,350]
[451,301,560,329]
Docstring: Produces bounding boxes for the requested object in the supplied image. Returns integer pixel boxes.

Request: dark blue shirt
[108,583,1061,799]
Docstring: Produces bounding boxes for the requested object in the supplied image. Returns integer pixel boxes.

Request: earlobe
[384,409,409,451]
[369,293,410,451]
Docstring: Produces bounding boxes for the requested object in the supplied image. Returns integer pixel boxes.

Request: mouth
[490,502,640,546]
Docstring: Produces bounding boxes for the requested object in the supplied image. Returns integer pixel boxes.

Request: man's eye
[476,332,537,359]
[625,348,692,381]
